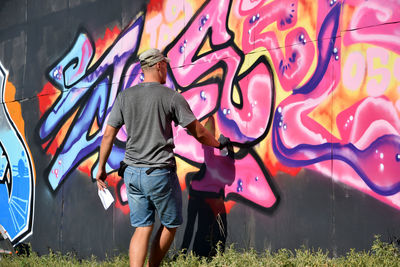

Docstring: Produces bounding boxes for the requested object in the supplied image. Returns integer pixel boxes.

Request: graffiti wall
[0,0,400,258]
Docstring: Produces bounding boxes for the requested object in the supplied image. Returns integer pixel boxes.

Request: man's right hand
[218,134,231,150]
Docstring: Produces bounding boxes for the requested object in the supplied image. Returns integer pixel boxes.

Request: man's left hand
[96,170,108,191]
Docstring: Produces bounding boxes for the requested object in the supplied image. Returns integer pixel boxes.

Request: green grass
[1,236,399,266]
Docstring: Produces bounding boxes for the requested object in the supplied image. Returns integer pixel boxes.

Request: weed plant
[0,236,398,266]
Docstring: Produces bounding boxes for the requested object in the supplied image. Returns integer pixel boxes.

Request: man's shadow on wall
[180,117,235,258]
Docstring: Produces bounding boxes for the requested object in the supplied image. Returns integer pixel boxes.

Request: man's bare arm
[96,125,120,190]
[186,120,220,148]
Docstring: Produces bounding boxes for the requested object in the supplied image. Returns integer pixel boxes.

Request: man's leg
[147,225,177,267]
[130,225,154,267]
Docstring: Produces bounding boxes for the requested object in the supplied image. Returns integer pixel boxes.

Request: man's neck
[142,72,161,83]
[142,79,160,83]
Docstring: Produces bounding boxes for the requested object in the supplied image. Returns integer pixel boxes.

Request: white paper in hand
[98,188,114,210]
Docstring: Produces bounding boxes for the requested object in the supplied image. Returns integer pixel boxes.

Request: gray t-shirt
[107,82,196,167]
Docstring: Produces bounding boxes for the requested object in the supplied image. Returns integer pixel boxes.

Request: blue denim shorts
[124,166,183,228]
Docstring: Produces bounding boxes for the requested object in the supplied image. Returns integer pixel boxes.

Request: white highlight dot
[380,163,384,172]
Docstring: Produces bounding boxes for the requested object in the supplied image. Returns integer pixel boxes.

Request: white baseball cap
[138,48,170,68]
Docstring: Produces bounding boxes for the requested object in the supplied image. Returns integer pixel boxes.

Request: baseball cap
[138,48,170,68]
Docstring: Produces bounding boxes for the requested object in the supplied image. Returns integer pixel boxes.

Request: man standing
[96,48,229,267]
